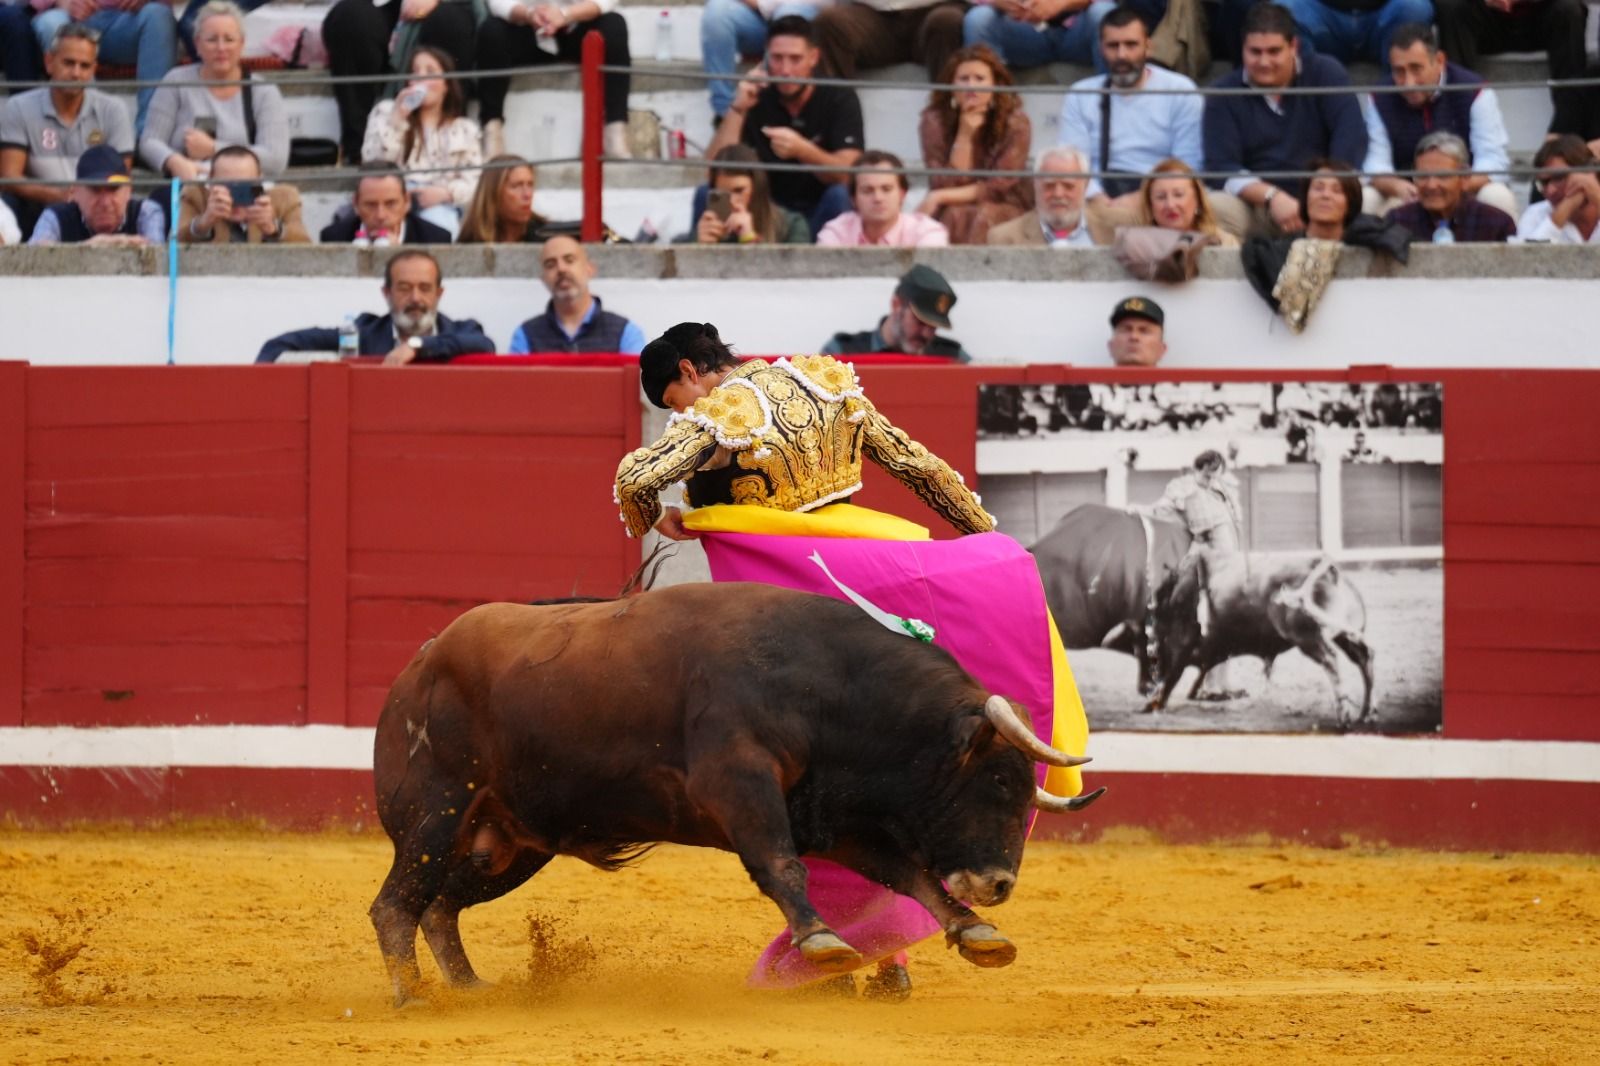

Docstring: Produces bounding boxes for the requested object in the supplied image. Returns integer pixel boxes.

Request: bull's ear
[952,714,998,767]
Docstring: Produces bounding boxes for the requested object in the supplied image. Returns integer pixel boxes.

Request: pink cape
[699,531,1056,988]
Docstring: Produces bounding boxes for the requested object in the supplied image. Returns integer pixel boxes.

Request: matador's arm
[614,418,719,538]
[859,399,995,535]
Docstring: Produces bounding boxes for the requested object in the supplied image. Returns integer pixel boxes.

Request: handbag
[1112,225,1218,283]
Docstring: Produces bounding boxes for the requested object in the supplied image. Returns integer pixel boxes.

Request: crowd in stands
[1,0,1595,321]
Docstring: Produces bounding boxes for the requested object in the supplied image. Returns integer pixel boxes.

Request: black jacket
[255,312,495,364]
[318,210,453,245]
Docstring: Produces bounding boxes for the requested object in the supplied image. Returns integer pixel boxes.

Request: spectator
[321,0,477,165]
[0,22,131,241]
[0,0,43,83]
[916,44,1032,245]
[458,155,561,243]
[0,194,19,245]
[28,143,164,245]
[817,150,950,246]
[509,235,647,354]
[1384,130,1514,242]
[320,164,455,245]
[1204,3,1367,237]
[986,145,1096,245]
[963,0,1118,74]
[691,144,812,244]
[1300,159,1363,239]
[706,15,862,236]
[1517,136,1599,245]
[815,0,964,83]
[1137,158,1242,246]
[478,0,632,160]
[361,46,482,239]
[1434,0,1586,121]
[176,144,310,243]
[140,1,289,181]
[701,0,837,122]
[1344,430,1382,462]
[32,0,175,135]
[1363,23,1514,218]
[175,0,268,61]
[1276,0,1432,69]
[257,251,494,364]
[1060,7,1202,202]
[1106,295,1166,366]
[821,264,971,361]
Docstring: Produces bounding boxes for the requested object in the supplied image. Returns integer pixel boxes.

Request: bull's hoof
[797,931,863,973]
[1195,688,1248,703]
[952,924,1017,968]
[861,962,912,1003]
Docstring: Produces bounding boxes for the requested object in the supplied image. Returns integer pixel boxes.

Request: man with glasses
[0,21,132,240]
[1383,130,1514,242]
[1517,135,1600,245]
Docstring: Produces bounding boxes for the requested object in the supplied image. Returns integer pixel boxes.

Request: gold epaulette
[778,355,864,403]
[668,377,773,449]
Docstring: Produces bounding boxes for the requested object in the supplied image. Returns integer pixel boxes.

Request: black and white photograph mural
[977,381,1444,735]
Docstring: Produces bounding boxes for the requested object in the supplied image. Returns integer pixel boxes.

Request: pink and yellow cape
[682,503,1089,988]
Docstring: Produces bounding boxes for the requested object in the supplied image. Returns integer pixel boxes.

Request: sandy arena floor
[2,828,1597,1065]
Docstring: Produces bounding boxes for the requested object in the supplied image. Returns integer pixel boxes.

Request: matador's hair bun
[639,322,739,409]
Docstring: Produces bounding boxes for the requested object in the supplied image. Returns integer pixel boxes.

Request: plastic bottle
[1431,219,1455,245]
[653,9,673,62]
[338,313,360,359]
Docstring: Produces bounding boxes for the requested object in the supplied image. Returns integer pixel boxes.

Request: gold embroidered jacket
[614,356,995,538]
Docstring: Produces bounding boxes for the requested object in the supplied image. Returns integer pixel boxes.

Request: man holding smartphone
[176,144,310,244]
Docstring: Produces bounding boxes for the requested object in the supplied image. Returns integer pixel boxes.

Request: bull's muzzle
[984,696,1108,815]
[945,868,1017,907]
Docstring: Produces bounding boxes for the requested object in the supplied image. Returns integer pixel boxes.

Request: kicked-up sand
[1,827,1597,1065]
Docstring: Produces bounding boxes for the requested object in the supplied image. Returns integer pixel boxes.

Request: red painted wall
[1,362,1596,843]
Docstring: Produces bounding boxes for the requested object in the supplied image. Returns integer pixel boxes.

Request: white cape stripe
[0,727,1598,783]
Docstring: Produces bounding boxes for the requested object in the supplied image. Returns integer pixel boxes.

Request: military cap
[895,264,958,329]
[1109,295,1164,329]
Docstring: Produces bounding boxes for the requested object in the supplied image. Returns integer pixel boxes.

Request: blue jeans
[700,0,819,116]
[33,3,177,134]
[0,2,42,82]
[178,0,274,60]
[1277,0,1434,69]
[962,0,1116,72]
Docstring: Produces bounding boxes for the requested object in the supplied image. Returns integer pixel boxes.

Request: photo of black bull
[1032,504,1376,728]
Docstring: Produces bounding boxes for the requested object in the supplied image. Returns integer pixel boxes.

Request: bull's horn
[1034,786,1107,815]
[984,695,1092,767]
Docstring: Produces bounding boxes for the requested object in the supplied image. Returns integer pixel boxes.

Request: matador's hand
[654,506,700,541]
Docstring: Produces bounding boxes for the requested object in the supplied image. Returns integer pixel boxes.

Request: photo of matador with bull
[977,381,1444,735]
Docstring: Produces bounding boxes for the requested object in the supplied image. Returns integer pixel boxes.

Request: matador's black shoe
[860,961,912,1002]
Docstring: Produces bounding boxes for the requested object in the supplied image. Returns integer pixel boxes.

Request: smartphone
[225,181,265,206]
[707,189,733,221]
[193,116,218,138]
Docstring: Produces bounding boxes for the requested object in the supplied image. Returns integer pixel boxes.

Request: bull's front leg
[686,759,862,973]
[832,847,1018,970]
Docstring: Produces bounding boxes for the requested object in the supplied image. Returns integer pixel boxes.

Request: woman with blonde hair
[140,0,289,180]
[1136,158,1240,247]
[361,45,483,239]
[915,44,1032,245]
[458,155,557,244]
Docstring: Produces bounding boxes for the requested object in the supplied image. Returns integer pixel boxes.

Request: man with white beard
[986,146,1096,246]
[255,251,495,364]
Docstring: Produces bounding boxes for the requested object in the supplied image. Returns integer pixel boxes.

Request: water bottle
[653,9,672,62]
[338,313,360,359]
[1431,219,1455,245]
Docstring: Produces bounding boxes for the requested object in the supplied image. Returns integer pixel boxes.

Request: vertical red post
[0,362,25,726]
[306,362,350,726]
[580,28,605,243]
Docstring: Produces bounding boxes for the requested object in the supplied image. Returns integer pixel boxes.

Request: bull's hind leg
[686,759,860,973]
[420,849,553,989]
[370,818,460,1008]
[1333,633,1376,723]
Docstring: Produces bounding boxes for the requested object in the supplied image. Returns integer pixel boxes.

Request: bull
[369,582,1103,1007]
[1147,555,1376,726]
[1031,503,1191,693]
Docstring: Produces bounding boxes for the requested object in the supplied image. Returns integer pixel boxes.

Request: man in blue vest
[27,143,164,245]
[1362,22,1515,218]
[508,235,647,355]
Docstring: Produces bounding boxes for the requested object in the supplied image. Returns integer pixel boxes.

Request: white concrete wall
[3,272,1596,368]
